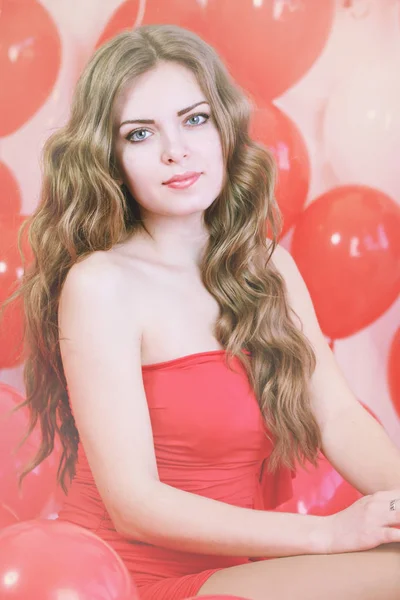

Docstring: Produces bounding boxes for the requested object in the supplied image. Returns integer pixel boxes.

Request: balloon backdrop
[0,383,60,521]
[277,452,362,517]
[291,185,400,341]
[388,327,400,419]
[324,57,400,202]
[0,519,138,599]
[38,466,68,520]
[0,0,62,137]
[0,214,32,368]
[0,292,24,370]
[97,0,335,101]
[0,0,398,580]
[277,400,381,516]
[96,0,141,48]
[0,504,19,530]
[250,103,310,235]
[0,162,21,216]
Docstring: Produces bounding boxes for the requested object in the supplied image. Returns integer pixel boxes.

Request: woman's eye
[127,129,152,143]
[186,113,210,126]
[126,113,210,142]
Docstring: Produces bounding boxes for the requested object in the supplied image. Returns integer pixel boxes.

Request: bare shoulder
[64,249,137,291]
[61,249,147,322]
[58,249,145,388]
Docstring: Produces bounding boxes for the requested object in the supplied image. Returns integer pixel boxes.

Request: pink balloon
[277,401,381,516]
[324,56,400,201]
[0,0,61,136]
[0,519,138,599]
[0,504,19,530]
[0,162,21,216]
[277,452,362,517]
[0,214,33,368]
[0,383,61,520]
[0,281,25,369]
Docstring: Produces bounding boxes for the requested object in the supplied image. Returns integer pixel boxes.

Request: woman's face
[113,61,225,218]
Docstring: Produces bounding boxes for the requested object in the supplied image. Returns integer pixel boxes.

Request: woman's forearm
[321,405,400,495]
[117,480,327,558]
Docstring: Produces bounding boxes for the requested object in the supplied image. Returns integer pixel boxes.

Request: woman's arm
[117,479,327,557]
[271,244,400,495]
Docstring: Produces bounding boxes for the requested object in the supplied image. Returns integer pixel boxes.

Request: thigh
[197,544,400,600]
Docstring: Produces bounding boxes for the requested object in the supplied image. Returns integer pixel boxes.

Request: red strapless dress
[58,350,295,599]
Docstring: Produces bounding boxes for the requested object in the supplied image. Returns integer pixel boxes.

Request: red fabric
[58,350,294,599]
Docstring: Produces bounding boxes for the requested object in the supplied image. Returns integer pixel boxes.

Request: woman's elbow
[113,485,162,542]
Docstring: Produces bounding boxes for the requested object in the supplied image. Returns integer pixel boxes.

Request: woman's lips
[163,173,201,189]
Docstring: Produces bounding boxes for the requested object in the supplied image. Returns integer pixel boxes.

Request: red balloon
[277,401,381,516]
[388,327,400,418]
[277,452,362,517]
[198,0,335,100]
[0,214,32,368]
[0,519,138,599]
[96,0,206,49]
[0,0,61,136]
[0,214,31,285]
[96,0,205,48]
[96,0,140,48]
[0,383,60,520]
[0,162,21,216]
[250,104,310,235]
[0,286,25,368]
[0,504,19,530]
[291,185,400,340]
[97,0,335,100]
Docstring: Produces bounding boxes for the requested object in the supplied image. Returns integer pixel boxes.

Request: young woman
[9,24,400,600]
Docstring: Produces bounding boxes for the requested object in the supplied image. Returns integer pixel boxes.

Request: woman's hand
[321,491,400,554]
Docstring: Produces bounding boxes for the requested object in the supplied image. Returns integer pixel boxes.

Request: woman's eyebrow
[119,100,209,128]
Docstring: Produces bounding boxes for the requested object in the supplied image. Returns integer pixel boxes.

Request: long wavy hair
[2,24,322,495]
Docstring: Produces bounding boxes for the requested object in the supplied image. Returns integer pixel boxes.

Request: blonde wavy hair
[2,24,322,495]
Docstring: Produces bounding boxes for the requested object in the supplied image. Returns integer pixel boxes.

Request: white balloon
[323,53,400,203]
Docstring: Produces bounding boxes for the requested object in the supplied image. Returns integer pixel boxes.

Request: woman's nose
[160,134,189,164]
